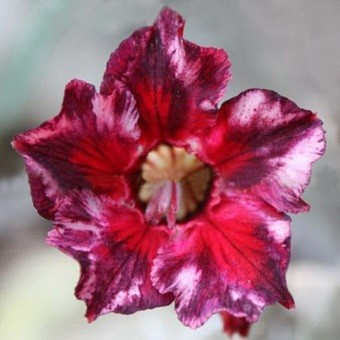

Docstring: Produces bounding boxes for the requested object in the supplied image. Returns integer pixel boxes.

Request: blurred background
[0,0,339,339]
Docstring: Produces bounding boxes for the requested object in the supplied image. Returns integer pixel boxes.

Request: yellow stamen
[139,144,211,222]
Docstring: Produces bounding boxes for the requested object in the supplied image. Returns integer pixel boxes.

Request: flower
[12,7,325,337]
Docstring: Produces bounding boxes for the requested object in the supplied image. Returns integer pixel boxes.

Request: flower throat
[139,144,211,227]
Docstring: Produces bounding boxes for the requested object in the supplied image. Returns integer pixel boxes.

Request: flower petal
[47,190,173,321]
[100,7,231,144]
[220,312,251,337]
[198,89,326,213]
[12,79,142,218]
[151,191,294,328]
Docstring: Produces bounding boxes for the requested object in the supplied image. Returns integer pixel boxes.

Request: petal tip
[11,133,29,155]
[279,290,295,309]
[156,7,185,28]
[62,79,96,112]
[86,310,97,323]
[11,137,20,152]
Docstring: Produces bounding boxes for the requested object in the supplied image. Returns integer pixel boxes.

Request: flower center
[138,144,211,227]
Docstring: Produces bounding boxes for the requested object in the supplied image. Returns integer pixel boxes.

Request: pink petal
[100,7,231,145]
[12,79,142,218]
[198,89,326,213]
[220,312,251,337]
[151,191,294,328]
[47,190,173,320]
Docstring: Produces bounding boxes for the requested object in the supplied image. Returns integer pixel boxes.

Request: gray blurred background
[0,0,339,339]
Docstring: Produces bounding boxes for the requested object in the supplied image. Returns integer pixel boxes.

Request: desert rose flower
[12,7,325,337]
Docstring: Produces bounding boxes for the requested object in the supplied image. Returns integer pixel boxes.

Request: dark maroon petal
[198,89,326,213]
[47,190,173,320]
[151,191,294,328]
[12,79,142,218]
[100,7,231,145]
[220,312,251,337]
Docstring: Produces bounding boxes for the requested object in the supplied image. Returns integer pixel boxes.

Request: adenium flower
[13,7,325,337]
